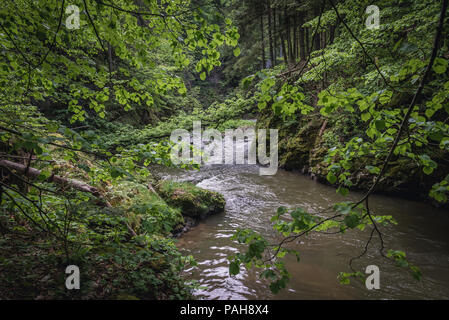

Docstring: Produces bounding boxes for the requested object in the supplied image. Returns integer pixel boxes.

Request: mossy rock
[110,180,185,235]
[156,181,225,219]
[279,119,322,170]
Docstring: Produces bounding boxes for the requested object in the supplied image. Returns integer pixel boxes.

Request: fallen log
[0,159,102,198]
[0,159,144,239]
[147,182,158,195]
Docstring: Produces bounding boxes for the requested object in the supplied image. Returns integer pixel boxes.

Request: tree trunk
[313,7,321,51]
[279,11,288,65]
[321,31,326,49]
[299,11,306,60]
[280,33,288,66]
[0,160,103,198]
[329,25,336,44]
[260,15,266,69]
[273,7,277,66]
[285,9,293,64]
[305,26,310,56]
[268,1,274,67]
[293,13,298,59]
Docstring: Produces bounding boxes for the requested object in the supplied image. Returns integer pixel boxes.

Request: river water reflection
[157,164,449,300]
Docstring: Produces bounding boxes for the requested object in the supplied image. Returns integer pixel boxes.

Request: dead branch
[0,159,102,198]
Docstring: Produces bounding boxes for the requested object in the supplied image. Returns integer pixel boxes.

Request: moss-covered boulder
[109,180,185,236]
[156,180,226,219]
[279,119,322,171]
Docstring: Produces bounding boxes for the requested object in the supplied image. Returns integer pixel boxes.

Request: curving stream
[157,163,449,300]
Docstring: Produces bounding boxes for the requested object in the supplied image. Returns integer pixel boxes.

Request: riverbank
[255,111,449,210]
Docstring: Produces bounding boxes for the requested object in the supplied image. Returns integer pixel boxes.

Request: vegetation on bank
[157,181,225,220]
[0,0,235,299]
[1,0,449,299]
[0,106,227,299]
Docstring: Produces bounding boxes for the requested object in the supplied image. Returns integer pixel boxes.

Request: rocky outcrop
[156,180,226,235]
[261,112,448,203]
[278,119,323,171]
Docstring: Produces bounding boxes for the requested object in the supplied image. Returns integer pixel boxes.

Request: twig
[327,0,397,92]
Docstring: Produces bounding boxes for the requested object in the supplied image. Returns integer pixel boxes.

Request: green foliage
[228,202,398,293]
[243,70,313,118]
[229,0,449,293]
[387,250,422,281]
[92,92,256,150]
[0,0,240,299]
[1,0,448,299]
[429,174,449,203]
[337,271,365,285]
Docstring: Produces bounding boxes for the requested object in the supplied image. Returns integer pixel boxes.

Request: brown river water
[158,164,449,300]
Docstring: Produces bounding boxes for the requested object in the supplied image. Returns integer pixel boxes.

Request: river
[157,163,449,300]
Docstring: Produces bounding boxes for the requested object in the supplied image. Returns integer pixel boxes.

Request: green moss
[278,119,322,170]
[157,181,226,219]
[110,180,185,235]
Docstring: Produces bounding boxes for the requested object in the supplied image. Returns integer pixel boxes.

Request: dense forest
[1,0,448,300]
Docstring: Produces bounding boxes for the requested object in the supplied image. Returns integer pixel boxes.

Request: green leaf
[38,169,52,181]
[379,90,393,105]
[229,261,240,275]
[327,172,337,184]
[374,120,386,131]
[361,112,371,122]
[423,166,434,175]
[261,269,277,280]
[344,213,360,229]
[337,187,349,196]
[433,57,448,74]
[338,272,351,285]
[425,108,435,118]
[333,202,352,215]
[241,76,254,89]
[411,265,422,281]
[365,165,380,174]
[233,47,241,57]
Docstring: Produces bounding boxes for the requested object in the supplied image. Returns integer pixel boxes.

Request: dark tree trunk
[305,26,310,56]
[273,7,277,65]
[280,32,288,66]
[279,11,288,65]
[329,24,336,44]
[268,1,275,67]
[107,42,113,72]
[299,11,306,60]
[313,7,321,51]
[285,9,293,64]
[293,13,298,59]
[280,11,288,66]
[314,31,321,51]
[260,15,266,69]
